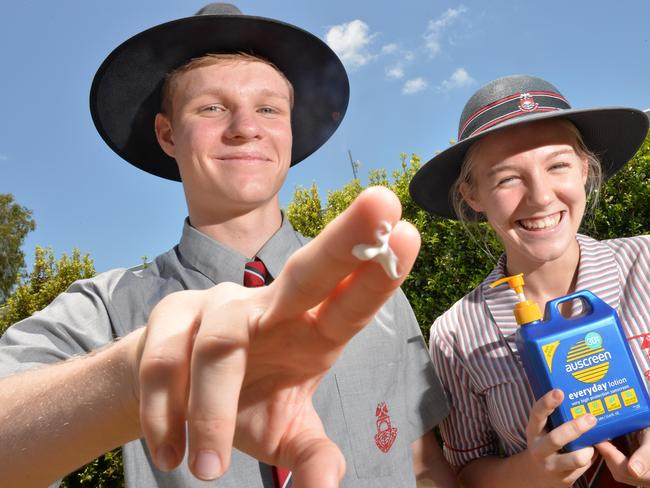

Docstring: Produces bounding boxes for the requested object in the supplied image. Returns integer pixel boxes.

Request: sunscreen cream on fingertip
[352,221,399,279]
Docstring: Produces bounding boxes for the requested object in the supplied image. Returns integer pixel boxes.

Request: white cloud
[386,66,405,79]
[325,20,377,70]
[381,43,415,80]
[439,68,475,91]
[424,6,468,57]
[402,77,428,95]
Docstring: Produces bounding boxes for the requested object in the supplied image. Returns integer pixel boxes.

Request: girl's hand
[596,427,650,486]
[523,389,597,487]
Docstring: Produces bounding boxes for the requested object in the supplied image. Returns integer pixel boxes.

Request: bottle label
[539,328,647,423]
[564,334,611,382]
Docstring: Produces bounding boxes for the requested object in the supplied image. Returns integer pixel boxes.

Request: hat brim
[90,14,349,181]
[409,107,649,219]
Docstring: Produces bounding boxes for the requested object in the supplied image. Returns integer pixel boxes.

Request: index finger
[265,186,413,321]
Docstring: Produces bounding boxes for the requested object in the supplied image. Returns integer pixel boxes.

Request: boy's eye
[199,104,226,114]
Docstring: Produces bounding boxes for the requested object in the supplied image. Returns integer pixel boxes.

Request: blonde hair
[160,52,295,117]
[451,119,603,224]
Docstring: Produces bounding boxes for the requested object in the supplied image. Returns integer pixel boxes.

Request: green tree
[583,131,650,238]
[0,247,95,334]
[0,194,35,303]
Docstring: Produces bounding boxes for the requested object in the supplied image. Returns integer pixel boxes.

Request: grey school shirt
[0,217,448,487]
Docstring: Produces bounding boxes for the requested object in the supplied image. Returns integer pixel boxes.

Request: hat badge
[518,92,538,112]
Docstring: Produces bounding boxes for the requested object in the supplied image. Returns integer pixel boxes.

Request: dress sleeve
[429,314,500,467]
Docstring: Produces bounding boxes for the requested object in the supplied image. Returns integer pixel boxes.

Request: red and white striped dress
[430,234,650,484]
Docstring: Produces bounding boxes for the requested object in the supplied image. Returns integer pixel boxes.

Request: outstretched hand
[132,186,421,486]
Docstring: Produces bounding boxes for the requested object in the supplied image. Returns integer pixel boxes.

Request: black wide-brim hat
[90,3,349,181]
[409,74,649,219]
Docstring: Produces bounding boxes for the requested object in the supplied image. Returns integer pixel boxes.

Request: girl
[409,74,650,487]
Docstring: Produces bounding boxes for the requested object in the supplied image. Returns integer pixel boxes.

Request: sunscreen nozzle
[490,273,542,326]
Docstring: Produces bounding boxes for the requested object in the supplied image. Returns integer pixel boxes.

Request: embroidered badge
[628,333,650,382]
[518,93,538,112]
[374,402,398,453]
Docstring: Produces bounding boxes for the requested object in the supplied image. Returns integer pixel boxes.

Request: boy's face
[155,60,293,220]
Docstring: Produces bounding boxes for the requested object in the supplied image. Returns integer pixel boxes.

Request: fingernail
[552,389,562,401]
[195,450,222,480]
[156,444,177,471]
[632,460,645,476]
[584,414,597,426]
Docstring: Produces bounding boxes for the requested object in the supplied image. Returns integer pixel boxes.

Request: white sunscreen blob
[351,221,400,280]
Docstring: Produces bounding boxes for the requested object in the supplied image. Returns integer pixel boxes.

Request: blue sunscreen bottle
[491,274,650,451]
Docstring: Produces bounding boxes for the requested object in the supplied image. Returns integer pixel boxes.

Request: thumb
[290,436,346,488]
[628,441,650,479]
[279,408,346,488]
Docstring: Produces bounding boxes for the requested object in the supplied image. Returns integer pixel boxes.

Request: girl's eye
[496,176,517,187]
[550,162,570,170]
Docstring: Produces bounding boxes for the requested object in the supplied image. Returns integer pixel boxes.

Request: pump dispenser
[489,273,542,326]
[492,274,650,451]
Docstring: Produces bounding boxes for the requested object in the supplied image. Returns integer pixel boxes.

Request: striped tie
[244,259,267,287]
[243,258,292,488]
[272,467,292,488]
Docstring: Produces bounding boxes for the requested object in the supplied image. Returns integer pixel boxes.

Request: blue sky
[3,1,650,273]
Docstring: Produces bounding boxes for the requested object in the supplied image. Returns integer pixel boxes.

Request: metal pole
[348,149,359,180]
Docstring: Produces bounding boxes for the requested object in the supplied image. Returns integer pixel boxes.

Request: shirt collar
[177,212,304,285]
[483,234,622,331]
[573,234,622,311]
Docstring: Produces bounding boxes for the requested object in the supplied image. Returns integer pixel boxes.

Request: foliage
[0,194,35,303]
[583,131,650,238]
[0,246,123,487]
[60,448,124,488]
[0,247,95,334]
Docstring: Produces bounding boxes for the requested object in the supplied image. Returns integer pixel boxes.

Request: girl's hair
[160,52,295,117]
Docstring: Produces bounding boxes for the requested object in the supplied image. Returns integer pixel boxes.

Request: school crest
[374,402,398,453]
[519,93,538,112]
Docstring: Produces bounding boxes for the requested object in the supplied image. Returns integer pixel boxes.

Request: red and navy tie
[244,259,268,288]
[243,258,293,488]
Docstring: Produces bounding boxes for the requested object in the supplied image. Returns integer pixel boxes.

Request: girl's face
[461,119,589,271]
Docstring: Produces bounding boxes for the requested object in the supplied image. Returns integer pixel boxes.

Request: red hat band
[458,91,570,141]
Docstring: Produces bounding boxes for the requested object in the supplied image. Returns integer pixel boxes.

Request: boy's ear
[155,113,175,158]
